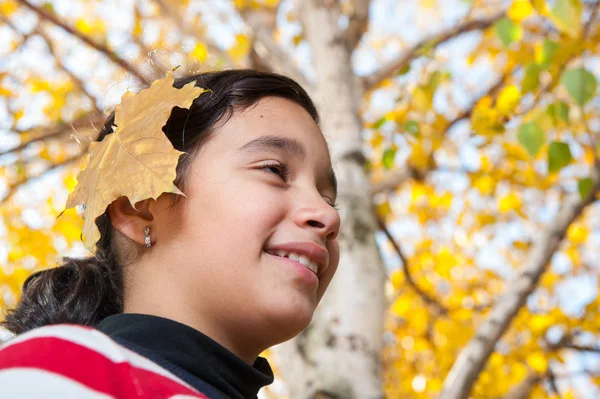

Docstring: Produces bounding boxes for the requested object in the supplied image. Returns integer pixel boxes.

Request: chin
[265,301,316,343]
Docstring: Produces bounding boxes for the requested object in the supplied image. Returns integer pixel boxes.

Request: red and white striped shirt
[0,324,210,398]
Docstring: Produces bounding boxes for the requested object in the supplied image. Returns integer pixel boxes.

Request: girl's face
[154,97,340,357]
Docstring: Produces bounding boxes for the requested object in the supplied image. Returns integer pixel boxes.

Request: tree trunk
[272,1,387,398]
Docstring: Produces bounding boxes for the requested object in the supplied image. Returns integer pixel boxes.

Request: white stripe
[0,368,114,398]
[0,324,197,392]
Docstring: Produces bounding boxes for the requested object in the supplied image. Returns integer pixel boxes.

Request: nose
[293,190,341,242]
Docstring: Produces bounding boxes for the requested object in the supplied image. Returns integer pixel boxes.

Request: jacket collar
[97,313,274,398]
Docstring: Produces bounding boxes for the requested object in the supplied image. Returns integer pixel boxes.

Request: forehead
[212,97,329,157]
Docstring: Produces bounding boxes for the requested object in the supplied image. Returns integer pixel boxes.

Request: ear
[107,196,155,246]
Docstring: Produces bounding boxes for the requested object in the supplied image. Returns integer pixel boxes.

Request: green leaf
[494,17,523,47]
[548,141,573,173]
[550,0,582,38]
[42,2,55,13]
[522,64,541,93]
[382,148,397,170]
[397,65,411,76]
[578,177,592,200]
[546,101,569,126]
[373,117,387,129]
[404,120,420,135]
[539,39,558,67]
[517,122,545,157]
[561,67,598,106]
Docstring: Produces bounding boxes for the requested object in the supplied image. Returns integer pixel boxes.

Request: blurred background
[0,0,599,398]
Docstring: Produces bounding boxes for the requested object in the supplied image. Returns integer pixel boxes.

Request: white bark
[272,1,386,398]
[440,164,600,399]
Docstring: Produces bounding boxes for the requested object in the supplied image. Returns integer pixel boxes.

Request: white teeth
[297,255,311,267]
[267,250,319,275]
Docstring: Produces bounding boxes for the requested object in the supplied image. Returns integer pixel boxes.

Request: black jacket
[96,313,274,399]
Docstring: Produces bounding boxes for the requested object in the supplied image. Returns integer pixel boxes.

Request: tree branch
[439,164,600,398]
[241,7,311,89]
[151,0,232,66]
[16,0,148,85]
[374,207,449,315]
[1,152,83,204]
[499,371,542,399]
[361,12,505,91]
[370,69,511,196]
[0,114,102,159]
[35,24,100,114]
[345,0,371,50]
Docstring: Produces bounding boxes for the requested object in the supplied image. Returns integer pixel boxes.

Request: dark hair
[2,69,320,335]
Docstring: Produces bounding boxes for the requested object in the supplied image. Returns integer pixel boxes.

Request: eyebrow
[236,135,338,197]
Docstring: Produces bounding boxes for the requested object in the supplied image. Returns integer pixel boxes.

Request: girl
[0,69,341,398]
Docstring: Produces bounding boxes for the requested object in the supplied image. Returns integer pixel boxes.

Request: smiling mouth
[264,250,320,275]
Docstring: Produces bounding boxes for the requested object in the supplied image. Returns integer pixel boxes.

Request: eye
[261,162,290,181]
[326,198,340,211]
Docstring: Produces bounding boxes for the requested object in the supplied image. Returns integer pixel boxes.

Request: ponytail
[2,215,124,335]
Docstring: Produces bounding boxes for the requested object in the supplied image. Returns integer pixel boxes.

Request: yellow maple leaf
[191,42,208,62]
[508,0,534,22]
[229,34,251,61]
[64,72,206,252]
[526,352,548,373]
[498,192,522,213]
[496,84,521,115]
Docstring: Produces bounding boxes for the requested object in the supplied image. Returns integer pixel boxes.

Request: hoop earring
[144,226,152,248]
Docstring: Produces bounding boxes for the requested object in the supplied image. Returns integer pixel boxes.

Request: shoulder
[0,324,210,398]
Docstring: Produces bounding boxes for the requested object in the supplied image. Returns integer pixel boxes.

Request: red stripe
[0,336,210,398]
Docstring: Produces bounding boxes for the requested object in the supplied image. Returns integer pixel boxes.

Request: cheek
[183,180,287,246]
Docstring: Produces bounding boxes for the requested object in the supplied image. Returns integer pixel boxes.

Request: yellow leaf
[75,19,93,35]
[390,270,404,289]
[190,42,208,62]
[376,200,393,220]
[496,84,521,115]
[391,296,412,317]
[53,208,83,244]
[472,175,496,195]
[565,246,581,266]
[133,15,143,37]
[30,79,51,92]
[64,72,206,252]
[75,18,106,36]
[229,34,251,61]
[531,0,550,15]
[64,172,78,192]
[498,192,522,213]
[436,247,457,279]
[412,87,432,112]
[408,144,430,170]
[526,352,548,373]
[508,0,534,22]
[530,314,553,334]
[567,224,589,244]
[369,132,384,148]
[0,0,17,16]
[13,109,24,122]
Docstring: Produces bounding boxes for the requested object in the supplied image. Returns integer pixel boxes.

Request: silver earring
[144,226,151,248]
